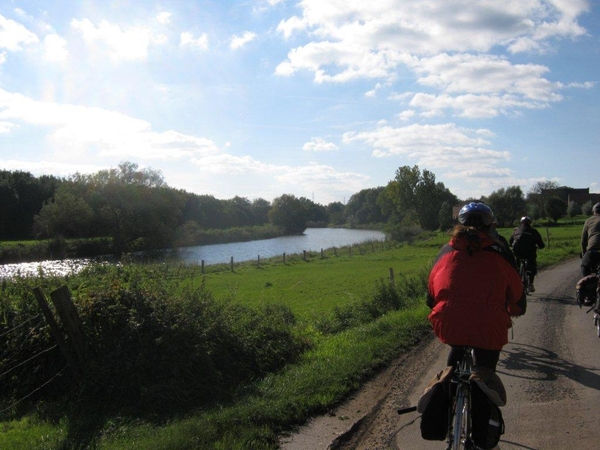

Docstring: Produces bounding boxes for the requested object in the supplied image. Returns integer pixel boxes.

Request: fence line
[0,367,65,415]
[0,345,57,379]
[0,314,42,339]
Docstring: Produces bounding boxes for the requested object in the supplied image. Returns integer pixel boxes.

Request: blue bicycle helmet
[458,202,494,228]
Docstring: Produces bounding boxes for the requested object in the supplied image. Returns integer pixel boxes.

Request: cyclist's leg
[581,251,593,276]
[528,256,537,283]
[472,348,500,372]
[447,345,466,368]
[472,348,507,407]
[591,251,600,273]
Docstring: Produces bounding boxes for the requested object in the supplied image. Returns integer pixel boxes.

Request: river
[0,228,386,279]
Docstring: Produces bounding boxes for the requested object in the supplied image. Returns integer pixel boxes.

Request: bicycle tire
[519,260,529,294]
[452,385,470,449]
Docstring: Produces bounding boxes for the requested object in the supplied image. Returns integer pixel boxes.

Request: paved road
[281,258,600,450]
[392,258,599,450]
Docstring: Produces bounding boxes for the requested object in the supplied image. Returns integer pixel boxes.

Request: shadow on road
[500,341,600,391]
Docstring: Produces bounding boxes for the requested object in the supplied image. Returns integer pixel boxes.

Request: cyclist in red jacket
[427,202,526,384]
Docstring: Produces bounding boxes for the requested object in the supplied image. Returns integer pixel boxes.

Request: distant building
[542,187,600,206]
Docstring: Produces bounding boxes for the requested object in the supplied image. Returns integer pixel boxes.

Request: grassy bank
[0,223,583,449]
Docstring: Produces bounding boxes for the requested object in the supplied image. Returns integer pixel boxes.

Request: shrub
[0,269,309,421]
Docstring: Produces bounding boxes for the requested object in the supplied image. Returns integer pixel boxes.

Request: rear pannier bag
[470,380,505,449]
[576,274,598,307]
[417,366,453,440]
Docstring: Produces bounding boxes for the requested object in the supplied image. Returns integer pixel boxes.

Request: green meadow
[0,222,583,450]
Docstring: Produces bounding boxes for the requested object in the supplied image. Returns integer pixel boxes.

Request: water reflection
[0,228,386,279]
[0,258,96,279]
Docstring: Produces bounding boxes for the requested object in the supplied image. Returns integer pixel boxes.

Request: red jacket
[427,230,526,350]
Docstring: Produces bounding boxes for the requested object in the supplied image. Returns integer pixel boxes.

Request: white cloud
[0,159,104,179]
[156,12,172,25]
[180,31,209,50]
[71,18,154,61]
[275,163,370,196]
[42,34,68,62]
[230,31,257,50]
[344,123,496,157]
[0,120,15,133]
[191,153,279,175]
[0,14,39,51]
[0,88,220,161]
[274,0,591,100]
[302,137,339,152]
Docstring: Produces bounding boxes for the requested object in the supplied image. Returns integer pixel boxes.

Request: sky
[0,0,599,205]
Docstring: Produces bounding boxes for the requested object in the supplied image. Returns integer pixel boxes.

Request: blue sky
[0,0,598,205]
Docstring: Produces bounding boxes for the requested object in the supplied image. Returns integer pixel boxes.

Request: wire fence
[0,298,66,417]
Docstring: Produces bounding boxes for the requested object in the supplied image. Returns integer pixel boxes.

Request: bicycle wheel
[452,385,470,450]
[519,262,529,294]
[596,298,600,338]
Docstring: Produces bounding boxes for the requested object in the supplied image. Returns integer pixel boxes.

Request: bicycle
[447,347,474,450]
[517,258,530,295]
[398,348,475,449]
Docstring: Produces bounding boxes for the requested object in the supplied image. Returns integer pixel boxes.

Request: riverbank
[0,225,386,265]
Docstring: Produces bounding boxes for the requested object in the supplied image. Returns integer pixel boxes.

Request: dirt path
[280,258,600,450]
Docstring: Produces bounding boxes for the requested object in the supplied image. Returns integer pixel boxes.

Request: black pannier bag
[470,380,505,449]
[417,366,453,440]
[576,274,598,306]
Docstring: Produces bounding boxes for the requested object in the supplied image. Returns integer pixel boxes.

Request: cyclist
[581,202,600,276]
[509,216,545,293]
[427,202,526,397]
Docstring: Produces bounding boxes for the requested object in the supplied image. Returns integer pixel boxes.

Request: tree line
[0,162,590,258]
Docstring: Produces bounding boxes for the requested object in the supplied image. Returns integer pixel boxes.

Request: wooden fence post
[33,287,82,378]
[49,286,87,374]
[257,255,260,268]
[283,252,286,264]
[303,250,307,261]
[389,268,395,285]
[230,256,234,272]
[201,260,205,274]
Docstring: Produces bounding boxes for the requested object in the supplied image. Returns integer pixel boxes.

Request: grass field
[0,221,584,450]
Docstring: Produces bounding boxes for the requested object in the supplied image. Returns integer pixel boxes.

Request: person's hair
[451,224,487,252]
[593,203,600,215]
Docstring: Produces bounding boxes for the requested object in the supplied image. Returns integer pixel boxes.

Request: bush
[313,272,427,334]
[0,269,309,421]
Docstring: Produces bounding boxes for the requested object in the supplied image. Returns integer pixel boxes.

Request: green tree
[0,171,60,239]
[298,198,329,227]
[326,201,346,226]
[268,194,308,235]
[384,166,457,230]
[223,196,254,228]
[545,196,567,224]
[84,162,184,255]
[33,186,94,238]
[567,201,582,220]
[485,186,526,227]
[251,198,271,225]
[527,181,559,219]
[582,200,594,216]
[438,201,454,231]
[345,187,387,226]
